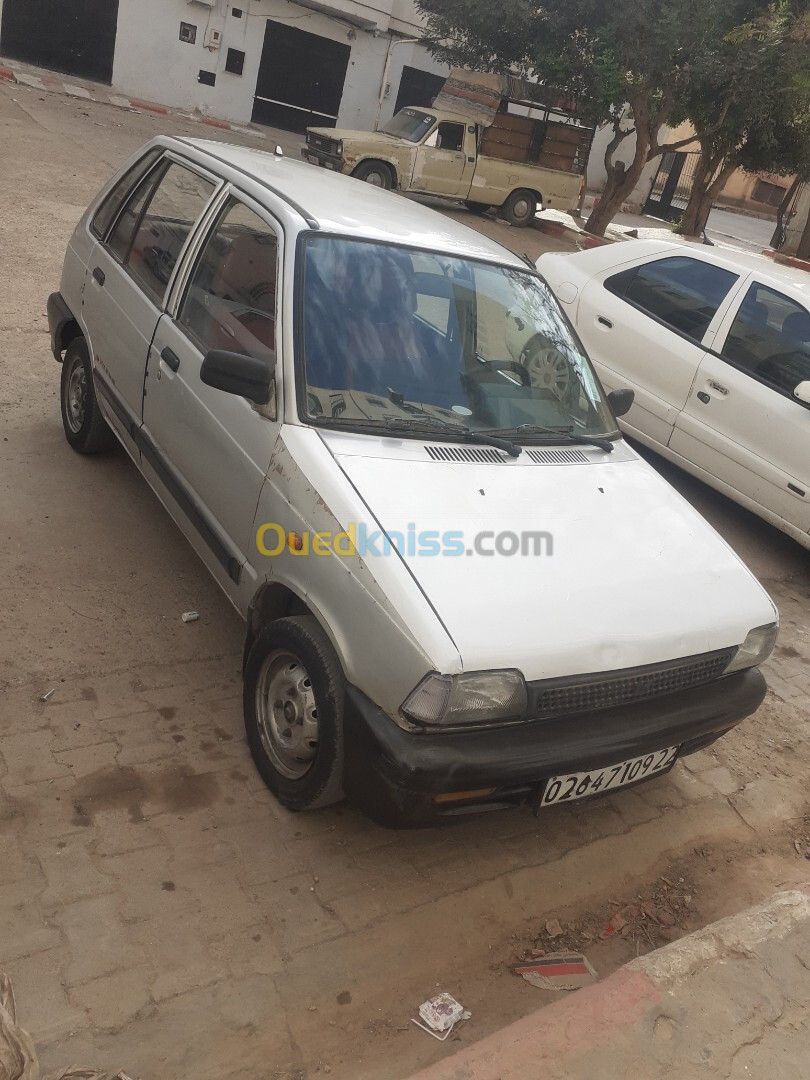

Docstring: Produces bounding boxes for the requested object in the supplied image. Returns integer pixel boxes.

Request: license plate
[540,746,678,807]
[307,153,319,164]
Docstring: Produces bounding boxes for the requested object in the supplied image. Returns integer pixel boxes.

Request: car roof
[562,237,810,298]
[172,137,525,268]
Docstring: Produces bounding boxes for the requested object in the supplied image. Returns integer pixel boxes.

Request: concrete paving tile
[0,729,71,784]
[54,895,146,984]
[4,947,84,1042]
[0,882,61,961]
[131,922,225,1003]
[252,874,347,954]
[38,833,116,907]
[700,765,742,796]
[54,740,120,778]
[208,923,285,977]
[68,965,153,1030]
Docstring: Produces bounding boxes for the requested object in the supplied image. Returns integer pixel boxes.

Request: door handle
[708,380,728,395]
[597,316,613,328]
[92,267,105,287]
[161,347,180,372]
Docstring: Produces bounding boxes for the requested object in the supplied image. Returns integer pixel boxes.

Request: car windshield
[380,109,437,143]
[298,236,617,439]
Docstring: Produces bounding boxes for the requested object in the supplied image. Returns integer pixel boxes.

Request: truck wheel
[243,615,345,812]
[501,190,538,227]
[60,337,115,454]
[464,201,492,215]
[352,161,393,189]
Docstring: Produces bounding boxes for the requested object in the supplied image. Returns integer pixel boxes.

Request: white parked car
[48,140,777,825]
[537,240,810,550]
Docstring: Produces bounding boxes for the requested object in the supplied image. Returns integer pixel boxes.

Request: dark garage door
[252,20,350,134]
[0,0,119,84]
[394,66,445,114]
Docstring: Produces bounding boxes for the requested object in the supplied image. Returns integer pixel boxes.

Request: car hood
[308,127,401,147]
[326,438,776,680]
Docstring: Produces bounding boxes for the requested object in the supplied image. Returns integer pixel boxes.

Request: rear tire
[243,615,345,812]
[501,189,538,227]
[352,160,394,189]
[60,337,115,454]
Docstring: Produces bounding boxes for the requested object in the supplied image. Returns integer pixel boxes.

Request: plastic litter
[39,689,55,702]
[411,993,470,1041]
[181,611,199,623]
[514,952,597,991]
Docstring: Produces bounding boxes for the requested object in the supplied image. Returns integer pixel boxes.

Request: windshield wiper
[382,415,523,458]
[502,424,615,453]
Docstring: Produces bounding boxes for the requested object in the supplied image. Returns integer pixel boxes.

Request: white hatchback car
[48,139,777,825]
[538,240,810,550]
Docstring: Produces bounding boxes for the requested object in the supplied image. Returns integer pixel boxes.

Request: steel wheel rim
[513,197,531,219]
[64,353,87,434]
[366,170,385,187]
[256,649,319,779]
[523,343,571,400]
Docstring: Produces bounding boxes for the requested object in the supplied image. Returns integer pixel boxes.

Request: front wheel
[352,160,393,189]
[60,337,115,454]
[501,189,538,227]
[243,615,345,811]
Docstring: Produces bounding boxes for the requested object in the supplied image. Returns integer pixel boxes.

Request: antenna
[274,145,284,157]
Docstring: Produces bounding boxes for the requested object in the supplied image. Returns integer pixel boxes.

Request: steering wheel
[466,359,531,387]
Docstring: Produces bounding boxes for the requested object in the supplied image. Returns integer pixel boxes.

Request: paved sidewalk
[408,885,810,1080]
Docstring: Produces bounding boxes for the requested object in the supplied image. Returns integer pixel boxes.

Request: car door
[83,154,219,456]
[411,121,476,197]
[576,254,741,447]
[670,279,810,540]
[140,190,282,598]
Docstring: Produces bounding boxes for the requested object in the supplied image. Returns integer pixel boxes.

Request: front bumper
[47,291,74,361]
[342,668,767,826]
[301,145,345,172]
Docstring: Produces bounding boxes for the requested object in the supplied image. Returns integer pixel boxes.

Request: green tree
[416,0,787,234]
[675,3,810,237]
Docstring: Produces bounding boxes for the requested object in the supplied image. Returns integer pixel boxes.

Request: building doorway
[252,20,350,134]
[0,0,119,84]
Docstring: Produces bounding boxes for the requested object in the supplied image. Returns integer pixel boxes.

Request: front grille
[529,648,735,720]
[308,133,335,153]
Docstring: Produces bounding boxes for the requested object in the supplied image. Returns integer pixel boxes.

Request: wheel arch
[244,581,341,675]
[351,157,398,188]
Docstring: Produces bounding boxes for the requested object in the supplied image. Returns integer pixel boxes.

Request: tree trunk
[585,101,652,236]
[796,206,810,259]
[679,156,735,237]
[771,175,802,249]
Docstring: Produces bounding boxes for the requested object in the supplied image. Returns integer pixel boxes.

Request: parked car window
[178,198,278,360]
[90,149,162,240]
[722,283,810,397]
[107,166,164,265]
[301,236,616,436]
[124,163,216,303]
[380,109,436,142]
[607,256,737,340]
[436,123,465,152]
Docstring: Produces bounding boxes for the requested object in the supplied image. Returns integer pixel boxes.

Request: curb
[0,60,268,139]
[531,217,613,249]
[763,247,810,275]
[406,884,810,1080]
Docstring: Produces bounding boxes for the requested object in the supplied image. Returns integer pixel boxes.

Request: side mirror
[794,380,810,405]
[608,387,634,417]
[200,350,274,405]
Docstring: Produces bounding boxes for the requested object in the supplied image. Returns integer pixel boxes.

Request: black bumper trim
[341,668,767,826]
[301,146,345,172]
[47,292,75,361]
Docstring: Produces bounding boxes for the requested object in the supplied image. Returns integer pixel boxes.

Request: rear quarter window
[90,149,163,240]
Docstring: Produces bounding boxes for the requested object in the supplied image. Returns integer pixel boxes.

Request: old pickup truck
[302,69,594,227]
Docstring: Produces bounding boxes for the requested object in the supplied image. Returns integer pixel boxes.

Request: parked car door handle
[92,267,105,287]
[161,347,180,372]
[597,316,613,328]
[708,380,728,395]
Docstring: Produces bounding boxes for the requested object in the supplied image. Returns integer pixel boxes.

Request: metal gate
[644,152,701,222]
[0,0,119,83]
[251,20,350,134]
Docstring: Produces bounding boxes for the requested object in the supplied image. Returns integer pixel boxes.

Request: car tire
[243,615,345,811]
[464,201,492,215]
[352,160,394,189]
[501,189,538,227]
[60,337,115,454]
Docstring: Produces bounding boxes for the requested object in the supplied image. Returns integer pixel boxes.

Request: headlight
[402,670,528,726]
[335,140,343,156]
[725,623,778,674]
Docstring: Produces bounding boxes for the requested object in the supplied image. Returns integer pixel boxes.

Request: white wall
[110,0,445,129]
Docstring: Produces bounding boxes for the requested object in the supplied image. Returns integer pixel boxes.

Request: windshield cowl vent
[526,448,589,464]
[425,444,505,464]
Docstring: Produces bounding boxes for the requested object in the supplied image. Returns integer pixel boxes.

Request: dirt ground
[1,78,810,1080]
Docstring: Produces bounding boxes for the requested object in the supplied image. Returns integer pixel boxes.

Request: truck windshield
[297,236,618,441]
[380,109,436,142]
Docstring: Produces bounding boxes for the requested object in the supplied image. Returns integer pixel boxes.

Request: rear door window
[721,282,810,396]
[606,256,738,340]
[106,161,216,304]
